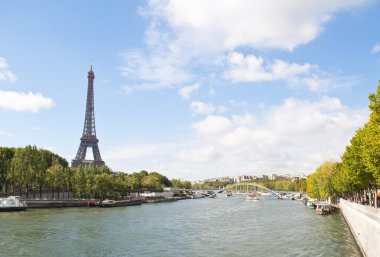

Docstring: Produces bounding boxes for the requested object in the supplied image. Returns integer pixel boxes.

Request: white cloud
[0,57,17,82]
[372,43,380,54]
[120,50,190,89]
[177,145,219,163]
[104,96,367,180]
[192,115,233,136]
[225,51,312,82]
[105,96,367,180]
[121,1,368,92]
[0,90,55,112]
[224,51,356,92]
[190,101,226,115]
[147,0,369,51]
[191,97,367,173]
[178,83,201,99]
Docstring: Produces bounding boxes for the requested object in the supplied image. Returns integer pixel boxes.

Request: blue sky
[1,0,380,180]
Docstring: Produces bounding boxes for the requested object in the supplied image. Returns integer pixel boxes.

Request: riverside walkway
[340,198,380,257]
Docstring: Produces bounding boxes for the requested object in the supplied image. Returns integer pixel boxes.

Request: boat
[316,202,332,215]
[0,196,27,211]
[306,200,316,209]
[246,193,259,201]
[99,199,114,207]
[226,191,232,197]
[191,192,205,199]
[209,193,216,198]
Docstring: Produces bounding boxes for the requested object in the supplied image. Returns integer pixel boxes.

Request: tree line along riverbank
[306,83,380,208]
[0,144,305,201]
[0,146,192,200]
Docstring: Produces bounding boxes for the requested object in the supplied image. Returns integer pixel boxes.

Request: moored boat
[306,200,316,209]
[99,199,114,207]
[0,196,27,211]
[246,193,259,201]
[315,202,332,215]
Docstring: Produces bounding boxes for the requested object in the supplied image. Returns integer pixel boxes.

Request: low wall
[26,199,89,208]
[140,192,174,197]
[339,199,380,257]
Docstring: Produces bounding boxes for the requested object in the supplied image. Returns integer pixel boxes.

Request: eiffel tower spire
[72,67,105,168]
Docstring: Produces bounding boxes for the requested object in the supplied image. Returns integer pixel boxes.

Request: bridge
[231,182,282,198]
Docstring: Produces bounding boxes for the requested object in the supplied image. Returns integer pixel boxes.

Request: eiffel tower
[72,66,105,168]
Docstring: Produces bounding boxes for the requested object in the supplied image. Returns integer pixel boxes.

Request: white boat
[246,193,259,201]
[0,196,27,211]
[100,199,114,207]
[316,202,332,215]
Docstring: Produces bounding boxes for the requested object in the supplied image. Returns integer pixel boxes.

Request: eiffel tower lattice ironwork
[72,66,105,168]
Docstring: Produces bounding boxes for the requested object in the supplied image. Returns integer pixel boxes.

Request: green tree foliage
[74,165,87,198]
[0,145,178,200]
[306,161,339,199]
[10,147,29,195]
[94,173,114,200]
[171,179,192,189]
[46,159,66,198]
[114,172,131,198]
[0,147,15,192]
[256,179,305,192]
[306,173,320,199]
[309,82,380,198]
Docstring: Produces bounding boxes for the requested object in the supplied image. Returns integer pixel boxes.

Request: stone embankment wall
[339,199,380,257]
[27,199,88,208]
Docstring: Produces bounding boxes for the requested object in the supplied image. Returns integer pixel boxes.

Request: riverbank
[25,196,190,208]
[339,198,380,257]
[144,196,190,203]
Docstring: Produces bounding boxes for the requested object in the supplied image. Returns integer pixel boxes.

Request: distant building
[269,174,278,180]
[235,175,253,183]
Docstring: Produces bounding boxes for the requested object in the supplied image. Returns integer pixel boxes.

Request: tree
[114,172,131,199]
[65,168,75,198]
[0,147,15,193]
[361,82,380,186]
[94,173,114,200]
[130,172,144,193]
[306,173,320,199]
[46,159,66,199]
[171,179,192,189]
[10,148,29,196]
[339,127,374,193]
[306,161,340,199]
[142,174,162,191]
[74,165,87,198]
[85,165,97,198]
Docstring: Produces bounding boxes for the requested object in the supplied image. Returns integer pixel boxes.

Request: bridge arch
[232,182,282,198]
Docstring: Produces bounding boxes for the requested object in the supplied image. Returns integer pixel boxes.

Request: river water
[0,195,361,257]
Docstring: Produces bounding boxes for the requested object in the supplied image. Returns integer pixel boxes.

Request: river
[0,195,361,257]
